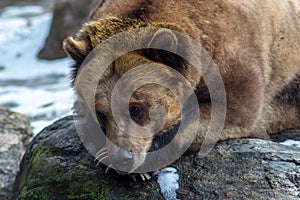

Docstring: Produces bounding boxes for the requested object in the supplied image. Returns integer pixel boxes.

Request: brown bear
[63,0,300,176]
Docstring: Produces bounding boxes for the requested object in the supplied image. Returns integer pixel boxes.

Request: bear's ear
[147,29,178,52]
[144,29,190,78]
[144,28,201,88]
[63,35,94,85]
[63,36,92,64]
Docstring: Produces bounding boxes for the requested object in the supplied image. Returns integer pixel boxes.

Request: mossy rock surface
[13,116,300,199]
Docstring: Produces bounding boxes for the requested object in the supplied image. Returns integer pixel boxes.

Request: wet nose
[111,150,134,172]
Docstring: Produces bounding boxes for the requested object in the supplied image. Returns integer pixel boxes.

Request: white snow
[153,167,179,200]
[280,140,300,148]
[0,5,74,134]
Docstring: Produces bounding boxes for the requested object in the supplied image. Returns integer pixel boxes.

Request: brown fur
[63,0,300,171]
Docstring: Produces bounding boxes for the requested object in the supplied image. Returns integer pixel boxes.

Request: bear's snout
[111,150,134,172]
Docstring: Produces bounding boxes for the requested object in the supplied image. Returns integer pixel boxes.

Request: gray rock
[13,116,300,199]
[0,107,33,200]
[177,140,300,199]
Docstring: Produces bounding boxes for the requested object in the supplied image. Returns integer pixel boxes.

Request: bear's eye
[130,105,144,123]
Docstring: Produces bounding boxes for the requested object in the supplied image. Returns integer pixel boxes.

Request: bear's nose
[111,150,134,172]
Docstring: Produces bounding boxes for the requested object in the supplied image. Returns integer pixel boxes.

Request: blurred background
[0,0,99,134]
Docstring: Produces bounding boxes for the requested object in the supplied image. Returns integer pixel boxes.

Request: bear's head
[63,17,201,174]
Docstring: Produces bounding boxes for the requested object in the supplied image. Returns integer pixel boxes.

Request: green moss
[19,142,51,189]
[17,186,49,200]
[18,142,53,200]
[68,178,108,200]
[17,141,111,199]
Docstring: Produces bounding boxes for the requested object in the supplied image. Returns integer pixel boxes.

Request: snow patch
[280,140,300,148]
[153,167,179,200]
[0,7,70,80]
